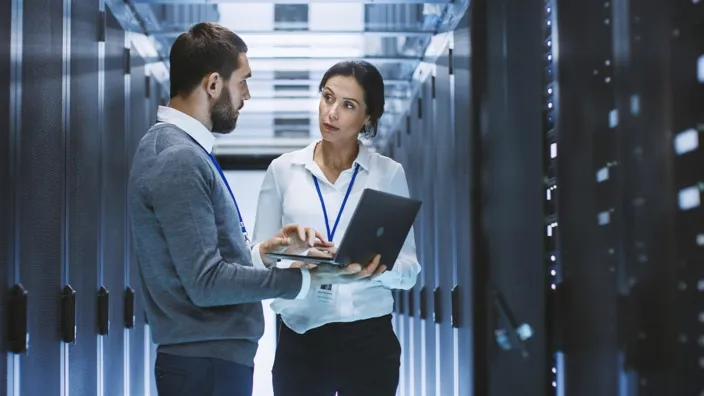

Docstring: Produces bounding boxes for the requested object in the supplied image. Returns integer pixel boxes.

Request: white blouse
[250,140,421,334]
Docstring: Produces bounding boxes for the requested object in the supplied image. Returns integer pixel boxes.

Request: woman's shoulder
[268,145,311,172]
[368,150,404,173]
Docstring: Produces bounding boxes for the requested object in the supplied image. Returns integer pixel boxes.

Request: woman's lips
[323,122,339,132]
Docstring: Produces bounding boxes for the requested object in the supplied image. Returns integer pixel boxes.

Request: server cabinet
[433,45,457,396]
[68,0,102,394]
[17,0,66,393]
[1,0,12,392]
[420,70,438,396]
[452,12,475,396]
[128,47,148,396]
[103,9,127,396]
[669,1,704,393]
[554,0,635,395]
[469,0,548,394]
[408,81,426,396]
[391,121,410,396]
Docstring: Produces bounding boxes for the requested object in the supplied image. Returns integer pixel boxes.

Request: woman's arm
[251,161,284,269]
[375,164,422,290]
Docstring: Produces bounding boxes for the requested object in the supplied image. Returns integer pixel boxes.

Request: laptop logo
[376,227,384,237]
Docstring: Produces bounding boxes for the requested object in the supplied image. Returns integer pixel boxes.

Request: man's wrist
[259,243,277,267]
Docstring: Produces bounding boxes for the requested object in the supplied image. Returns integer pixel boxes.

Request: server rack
[68,0,102,393]
[1,0,12,393]
[386,10,476,396]
[2,1,162,393]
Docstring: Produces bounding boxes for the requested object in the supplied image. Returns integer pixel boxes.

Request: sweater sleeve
[147,145,307,307]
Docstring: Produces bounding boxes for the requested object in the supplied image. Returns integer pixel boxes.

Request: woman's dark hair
[169,22,248,99]
[318,61,385,138]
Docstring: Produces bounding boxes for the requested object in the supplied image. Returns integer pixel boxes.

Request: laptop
[266,188,422,270]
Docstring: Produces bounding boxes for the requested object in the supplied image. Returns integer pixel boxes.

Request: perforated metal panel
[18,0,65,393]
[102,10,126,396]
[68,0,101,393]
[129,50,147,396]
[0,0,12,391]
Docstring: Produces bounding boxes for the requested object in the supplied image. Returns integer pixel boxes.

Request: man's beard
[210,86,242,134]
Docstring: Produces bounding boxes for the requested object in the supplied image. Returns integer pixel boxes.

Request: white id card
[315,284,336,306]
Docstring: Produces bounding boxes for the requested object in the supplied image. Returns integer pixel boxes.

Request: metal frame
[131,0,451,4]
[471,0,547,395]
[151,30,434,38]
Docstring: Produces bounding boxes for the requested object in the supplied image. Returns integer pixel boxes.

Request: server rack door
[452,12,475,396]
[18,0,65,393]
[482,0,547,393]
[391,127,410,396]
[407,82,426,396]
[412,75,435,396]
[421,71,438,396]
[128,47,147,396]
[67,0,102,393]
[0,0,11,391]
[664,1,703,393]
[102,10,126,396]
[554,1,621,395]
[434,47,456,396]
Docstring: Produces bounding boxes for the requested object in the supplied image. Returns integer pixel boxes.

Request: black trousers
[154,352,254,396]
[272,314,401,396]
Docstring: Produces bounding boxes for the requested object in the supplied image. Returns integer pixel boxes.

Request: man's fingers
[307,248,332,258]
[266,237,290,248]
[297,225,306,243]
[306,227,317,247]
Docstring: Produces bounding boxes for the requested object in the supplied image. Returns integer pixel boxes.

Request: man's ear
[204,72,222,99]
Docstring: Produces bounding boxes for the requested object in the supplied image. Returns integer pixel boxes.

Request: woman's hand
[259,224,333,266]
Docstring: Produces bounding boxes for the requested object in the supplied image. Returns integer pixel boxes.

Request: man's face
[210,53,251,134]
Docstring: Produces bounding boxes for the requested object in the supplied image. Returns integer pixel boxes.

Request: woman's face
[318,75,370,143]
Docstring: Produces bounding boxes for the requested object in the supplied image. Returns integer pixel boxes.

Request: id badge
[315,284,336,306]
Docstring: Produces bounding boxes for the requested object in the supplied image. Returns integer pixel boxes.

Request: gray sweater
[128,123,304,366]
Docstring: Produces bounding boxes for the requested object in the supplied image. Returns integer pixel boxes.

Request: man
[128,22,384,396]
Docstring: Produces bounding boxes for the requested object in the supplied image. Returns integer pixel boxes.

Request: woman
[251,60,421,396]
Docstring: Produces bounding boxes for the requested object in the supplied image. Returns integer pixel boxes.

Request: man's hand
[307,246,336,259]
[259,224,333,266]
[309,254,387,287]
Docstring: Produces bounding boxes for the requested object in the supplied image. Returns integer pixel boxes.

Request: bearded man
[127,22,380,396]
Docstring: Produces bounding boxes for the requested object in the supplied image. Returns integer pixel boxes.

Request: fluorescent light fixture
[240,33,365,47]
[249,57,417,72]
[247,47,365,58]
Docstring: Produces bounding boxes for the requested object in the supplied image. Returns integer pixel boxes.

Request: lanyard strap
[207,153,249,243]
[312,164,361,241]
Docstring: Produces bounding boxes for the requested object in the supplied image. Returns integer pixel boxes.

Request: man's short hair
[169,22,248,98]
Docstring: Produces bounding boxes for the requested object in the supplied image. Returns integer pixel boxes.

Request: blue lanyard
[312,164,361,242]
[206,152,249,244]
